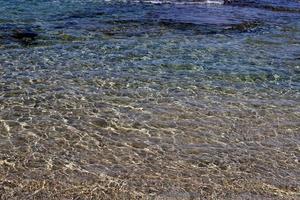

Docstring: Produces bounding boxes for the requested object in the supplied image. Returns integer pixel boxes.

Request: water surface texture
[0,0,299,199]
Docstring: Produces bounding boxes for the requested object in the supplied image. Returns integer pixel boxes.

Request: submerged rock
[12,29,38,41]
[0,24,40,46]
[91,118,109,128]
[226,20,262,32]
[106,18,262,36]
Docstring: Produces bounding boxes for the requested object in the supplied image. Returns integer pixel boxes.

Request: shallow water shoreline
[0,0,299,199]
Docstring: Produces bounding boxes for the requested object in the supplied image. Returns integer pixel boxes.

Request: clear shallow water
[0,0,299,199]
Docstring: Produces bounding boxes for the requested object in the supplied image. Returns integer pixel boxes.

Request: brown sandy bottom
[0,81,299,200]
[0,0,300,198]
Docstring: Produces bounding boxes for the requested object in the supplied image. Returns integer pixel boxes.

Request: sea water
[0,0,299,199]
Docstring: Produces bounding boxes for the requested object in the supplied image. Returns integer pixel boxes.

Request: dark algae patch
[0,0,299,199]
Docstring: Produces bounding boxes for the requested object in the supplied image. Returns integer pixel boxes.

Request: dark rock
[68,11,104,19]
[158,20,199,31]
[227,20,262,32]
[12,30,38,40]
[108,18,262,35]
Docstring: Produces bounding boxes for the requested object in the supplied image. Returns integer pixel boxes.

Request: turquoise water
[0,0,299,199]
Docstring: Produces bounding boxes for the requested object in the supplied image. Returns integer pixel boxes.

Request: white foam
[133,0,224,5]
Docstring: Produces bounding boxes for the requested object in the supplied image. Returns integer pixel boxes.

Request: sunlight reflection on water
[0,0,299,199]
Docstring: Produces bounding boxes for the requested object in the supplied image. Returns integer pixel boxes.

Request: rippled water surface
[0,0,299,199]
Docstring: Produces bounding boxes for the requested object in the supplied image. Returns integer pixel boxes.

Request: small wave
[132,0,224,5]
